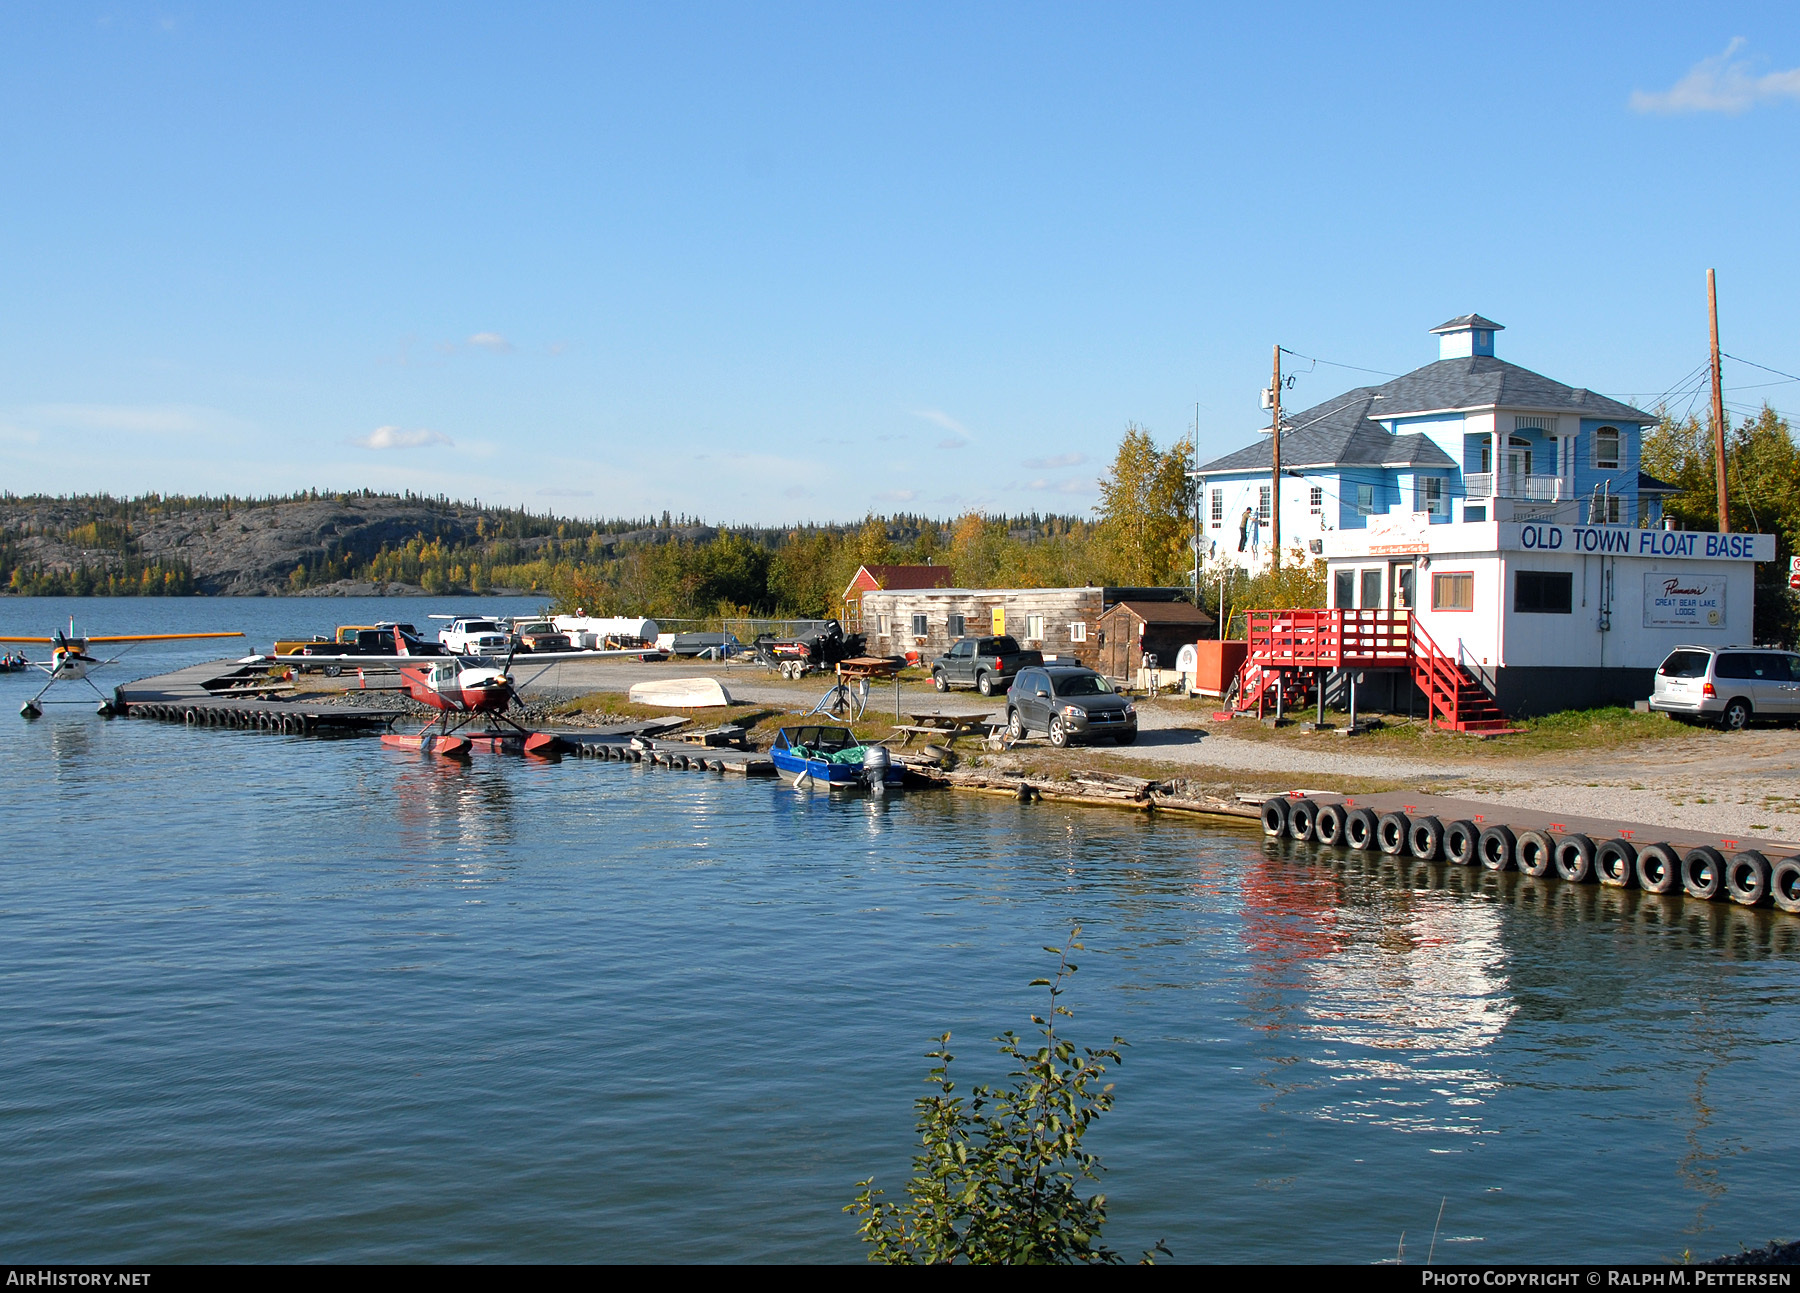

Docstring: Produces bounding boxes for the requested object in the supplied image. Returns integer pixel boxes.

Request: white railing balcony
[1463,473,1567,501]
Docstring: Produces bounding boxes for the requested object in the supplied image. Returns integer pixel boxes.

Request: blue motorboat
[769,725,903,791]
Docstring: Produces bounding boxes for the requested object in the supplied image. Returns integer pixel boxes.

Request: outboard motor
[861,743,892,796]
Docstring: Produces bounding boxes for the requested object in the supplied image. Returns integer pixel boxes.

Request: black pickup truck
[930,635,1044,697]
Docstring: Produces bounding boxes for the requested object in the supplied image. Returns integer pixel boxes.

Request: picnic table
[835,656,900,680]
[891,711,996,748]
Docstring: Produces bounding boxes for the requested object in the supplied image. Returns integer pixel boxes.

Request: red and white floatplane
[381,652,565,758]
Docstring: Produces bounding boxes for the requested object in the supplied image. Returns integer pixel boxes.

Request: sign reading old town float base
[1500,522,1775,561]
[1643,572,1727,628]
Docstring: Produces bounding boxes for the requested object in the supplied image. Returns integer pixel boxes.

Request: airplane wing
[86,632,246,643]
[260,647,654,665]
[0,631,242,643]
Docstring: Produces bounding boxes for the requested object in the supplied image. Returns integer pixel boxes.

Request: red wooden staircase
[1232,609,1514,733]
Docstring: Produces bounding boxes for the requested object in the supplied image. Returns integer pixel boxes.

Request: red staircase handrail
[1233,607,1501,729]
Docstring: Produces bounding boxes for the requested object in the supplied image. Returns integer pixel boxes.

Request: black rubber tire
[1376,812,1411,856]
[1315,803,1346,847]
[1006,710,1026,740]
[1727,850,1771,907]
[1113,730,1137,745]
[977,672,996,697]
[1596,839,1639,888]
[1555,834,1596,883]
[1719,698,1751,731]
[1408,816,1444,861]
[1516,829,1555,878]
[1443,820,1479,866]
[1681,846,1726,901]
[1634,843,1681,895]
[1343,807,1379,851]
[1261,797,1291,838]
[933,671,949,693]
[1770,857,1800,914]
[1288,798,1319,842]
[1478,825,1516,871]
[324,664,342,678]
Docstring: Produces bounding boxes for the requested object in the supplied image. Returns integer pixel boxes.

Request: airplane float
[1,621,245,718]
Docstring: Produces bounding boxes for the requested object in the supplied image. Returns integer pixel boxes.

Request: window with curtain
[1593,427,1620,470]
[1432,572,1474,610]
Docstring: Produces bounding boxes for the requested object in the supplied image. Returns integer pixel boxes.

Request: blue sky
[2,3,1796,522]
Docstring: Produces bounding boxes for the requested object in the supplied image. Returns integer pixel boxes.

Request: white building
[1321,511,1773,715]
[1196,314,1675,573]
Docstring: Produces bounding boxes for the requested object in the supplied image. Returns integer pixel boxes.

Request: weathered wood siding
[860,588,1104,668]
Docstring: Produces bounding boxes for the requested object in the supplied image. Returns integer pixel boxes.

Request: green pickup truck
[929,635,1044,697]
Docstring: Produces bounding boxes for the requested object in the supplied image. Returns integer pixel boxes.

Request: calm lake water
[2,598,1798,1263]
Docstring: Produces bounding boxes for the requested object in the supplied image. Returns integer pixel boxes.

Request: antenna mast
[1270,345,1283,570]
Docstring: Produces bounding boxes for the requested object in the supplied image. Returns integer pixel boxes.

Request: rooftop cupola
[1430,313,1504,360]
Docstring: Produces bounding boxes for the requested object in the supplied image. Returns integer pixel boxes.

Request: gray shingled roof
[1431,313,1505,334]
[1368,355,1655,421]
[1198,389,1456,472]
[1198,354,1656,475]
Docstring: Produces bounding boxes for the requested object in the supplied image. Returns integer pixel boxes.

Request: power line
[1723,352,1800,384]
[1277,347,1400,380]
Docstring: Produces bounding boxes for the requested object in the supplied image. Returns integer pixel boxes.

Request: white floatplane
[1,620,245,718]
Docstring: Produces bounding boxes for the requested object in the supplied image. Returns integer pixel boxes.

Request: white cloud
[913,407,972,450]
[354,425,454,450]
[537,486,592,497]
[1023,451,1085,470]
[873,489,919,503]
[468,331,515,353]
[1023,477,1093,495]
[27,404,204,433]
[1631,39,1800,114]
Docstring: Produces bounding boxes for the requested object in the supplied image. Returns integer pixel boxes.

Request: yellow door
[991,607,1005,636]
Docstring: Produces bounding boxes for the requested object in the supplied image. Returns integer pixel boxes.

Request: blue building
[1196,315,1673,568]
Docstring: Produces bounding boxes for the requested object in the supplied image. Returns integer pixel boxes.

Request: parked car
[1005,665,1137,746]
[512,622,573,653]
[931,636,1044,697]
[437,617,513,657]
[1649,645,1800,730]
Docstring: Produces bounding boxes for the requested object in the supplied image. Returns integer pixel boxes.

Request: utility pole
[1270,344,1283,569]
[1708,268,1729,532]
[1191,402,1201,607]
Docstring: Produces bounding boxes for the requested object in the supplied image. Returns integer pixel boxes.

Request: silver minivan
[1650,646,1800,729]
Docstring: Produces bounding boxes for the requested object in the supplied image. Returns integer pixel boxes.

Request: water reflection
[1242,842,1514,1135]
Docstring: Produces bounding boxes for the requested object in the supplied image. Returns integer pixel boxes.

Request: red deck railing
[1233,609,1509,732]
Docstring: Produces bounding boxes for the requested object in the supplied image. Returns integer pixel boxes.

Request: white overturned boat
[628,676,733,708]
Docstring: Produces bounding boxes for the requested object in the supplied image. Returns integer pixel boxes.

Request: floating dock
[116,659,403,732]
[1258,789,1800,913]
[115,659,777,774]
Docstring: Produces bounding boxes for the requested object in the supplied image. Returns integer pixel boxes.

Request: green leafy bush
[848,930,1164,1264]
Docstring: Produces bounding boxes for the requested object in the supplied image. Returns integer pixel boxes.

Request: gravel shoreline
[308,658,1800,840]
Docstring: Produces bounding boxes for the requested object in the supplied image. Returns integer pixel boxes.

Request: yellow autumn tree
[1093,424,1193,586]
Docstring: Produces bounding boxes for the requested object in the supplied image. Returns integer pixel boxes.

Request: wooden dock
[116,659,404,731]
[115,659,776,774]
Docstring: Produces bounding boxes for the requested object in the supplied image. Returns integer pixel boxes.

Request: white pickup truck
[436,617,512,657]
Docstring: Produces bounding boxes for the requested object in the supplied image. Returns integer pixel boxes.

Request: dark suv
[1005,665,1137,747]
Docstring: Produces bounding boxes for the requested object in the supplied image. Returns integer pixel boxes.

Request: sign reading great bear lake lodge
[1643,573,1727,628]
